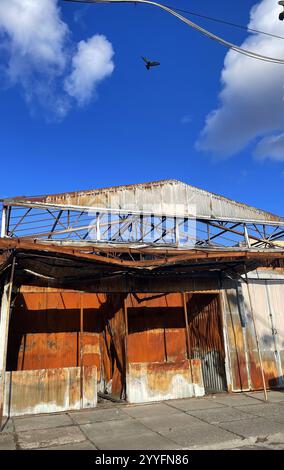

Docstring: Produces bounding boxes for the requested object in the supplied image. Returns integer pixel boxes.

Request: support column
[175,217,180,245]
[123,296,129,401]
[182,293,196,397]
[96,213,101,241]
[80,293,84,408]
[0,258,15,429]
[244,224,251,248]
[1,206,7,238]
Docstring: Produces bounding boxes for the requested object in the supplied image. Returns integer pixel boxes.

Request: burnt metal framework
[1,200,284,250]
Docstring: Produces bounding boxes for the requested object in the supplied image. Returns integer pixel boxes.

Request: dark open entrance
[186,293,227,393]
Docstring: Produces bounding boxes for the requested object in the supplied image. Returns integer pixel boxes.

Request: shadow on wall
[6,292,126,371]
[226,284,284,391]
[268,376,284,390]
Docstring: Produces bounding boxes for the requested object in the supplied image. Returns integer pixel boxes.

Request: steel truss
[1,201,284,250]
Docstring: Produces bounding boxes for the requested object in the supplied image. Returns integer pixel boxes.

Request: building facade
[0,180,284,420]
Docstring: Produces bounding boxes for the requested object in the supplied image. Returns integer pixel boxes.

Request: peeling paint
[127,360,204,403]
[3,366,97,417]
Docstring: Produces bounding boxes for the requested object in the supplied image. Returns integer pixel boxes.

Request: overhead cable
[62,0,284,64]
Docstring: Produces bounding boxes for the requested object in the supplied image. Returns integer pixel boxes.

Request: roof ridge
[1,179,283,223]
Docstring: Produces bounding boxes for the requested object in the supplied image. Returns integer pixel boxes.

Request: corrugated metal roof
[2,179,284,225]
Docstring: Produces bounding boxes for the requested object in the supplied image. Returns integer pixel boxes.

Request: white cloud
[254,133,284,160]
[64,35,114,106]
[196,0,284,160]
[0,0,114,119]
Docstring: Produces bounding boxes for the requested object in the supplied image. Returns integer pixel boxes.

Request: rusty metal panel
[82,366,98,409]
[264,282,284,384]
[127,360,204,403]
[3,366,97,417]
[99,294,126,399]
[165,329,187,362]
[242,281,281,389]
[82,334,100,367]
[7,291,102,378]
[128,331,165,363]
[127,293,187,364]
[187,294,227,393]
[6,179,283,224]
[223,287,250,391]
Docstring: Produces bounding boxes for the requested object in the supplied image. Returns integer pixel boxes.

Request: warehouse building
[0,180,284,422]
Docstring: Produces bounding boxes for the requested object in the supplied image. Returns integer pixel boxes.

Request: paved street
[1,391,284,450]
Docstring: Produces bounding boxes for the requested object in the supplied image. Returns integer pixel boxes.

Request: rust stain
[4,366,97,416]
[7,291,102,381]
[127,359,204,403]
[249,352,279,390]
[129,360,202,392]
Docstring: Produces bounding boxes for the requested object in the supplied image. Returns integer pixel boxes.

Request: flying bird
[279,1,284,20]
[141,56,160,70]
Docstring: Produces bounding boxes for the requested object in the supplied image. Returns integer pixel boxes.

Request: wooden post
[244,266,268,402]
[123,296,129,401]
[80,293,84,408]
[0,257,15,430]
[182,293,196,397]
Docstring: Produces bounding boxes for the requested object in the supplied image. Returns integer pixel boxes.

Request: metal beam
[0,206,7,238]
[4,199,284,226]
[48,210,63,239]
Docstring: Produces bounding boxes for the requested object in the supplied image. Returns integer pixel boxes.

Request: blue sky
[0,0,283,216]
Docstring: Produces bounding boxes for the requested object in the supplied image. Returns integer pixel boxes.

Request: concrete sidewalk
[1,391,284,450]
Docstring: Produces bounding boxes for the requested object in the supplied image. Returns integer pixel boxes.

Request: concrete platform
[1,391,284,450]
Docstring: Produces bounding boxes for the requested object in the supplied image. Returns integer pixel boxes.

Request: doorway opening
[186,293,227,394]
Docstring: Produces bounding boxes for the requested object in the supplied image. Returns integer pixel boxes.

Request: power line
[164,4,284,41]
[61,0,284,64]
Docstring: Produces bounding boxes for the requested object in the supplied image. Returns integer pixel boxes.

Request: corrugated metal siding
[4,366,97,417]
[187,294,227,393]
[266,283,284,382]
[7,291,102,380]
[223,283,250,392]
[5,275,284,410]
[13,179,284,224]
[242,280,284,389]
[127,293,187,364]
[223,275,284,392]
[100,294,126,399]
[127,360,204,403]
[127,292,227,395]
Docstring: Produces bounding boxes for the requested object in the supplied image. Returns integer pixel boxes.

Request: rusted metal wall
[6,288,128,401]
[6,290,102,382]
[99,294,126,399]
[242,279,284,389]
[127,293,187,364]
[222,273,284,392]
[186,294,227,393]
[127,360,204,403]
[266,282,284,382]
[5,272,284,407]
[4,366,97,417]
[126,293,206,402]
[222,283,250,392]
